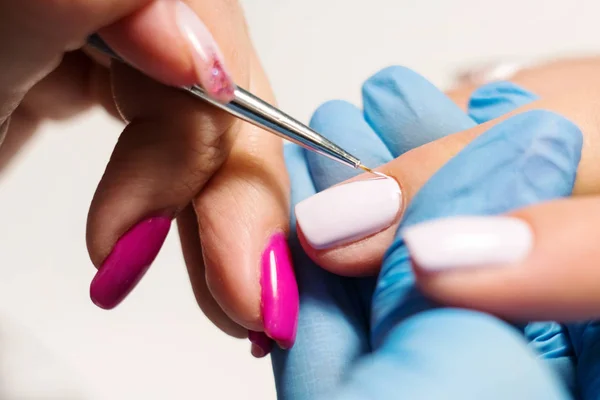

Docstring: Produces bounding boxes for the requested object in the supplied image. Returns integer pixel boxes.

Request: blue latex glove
[272,67,579,399]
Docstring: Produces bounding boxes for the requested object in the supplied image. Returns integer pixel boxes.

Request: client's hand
[271,66,576,399]
[294,58,600,274]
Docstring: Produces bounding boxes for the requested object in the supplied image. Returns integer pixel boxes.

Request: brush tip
[359,164,373,173]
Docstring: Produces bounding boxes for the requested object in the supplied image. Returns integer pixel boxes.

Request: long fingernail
[248,331,273,358]
[90,217,171,309]
[295,176,402,250]
[403,216,532,272]
[260,233,298,349]
[175,1,235,102]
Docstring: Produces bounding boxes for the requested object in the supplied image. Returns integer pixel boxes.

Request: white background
[0,0,598,398]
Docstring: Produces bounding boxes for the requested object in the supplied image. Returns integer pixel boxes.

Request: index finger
[295,61,600,274]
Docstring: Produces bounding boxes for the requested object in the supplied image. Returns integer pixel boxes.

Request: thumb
[1,0,241,124]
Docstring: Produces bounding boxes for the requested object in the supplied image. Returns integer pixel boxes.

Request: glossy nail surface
[260,233,298,349]
[175,1,235,102]
[248,331,273,358]
[295,177,402,250]
[90,217,171,309]
[403,216,532,272]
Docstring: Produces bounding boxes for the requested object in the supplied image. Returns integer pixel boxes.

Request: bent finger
[87,0,252,309]
[177,205,246,338]
[191,55,296,351]
[20,51,117,121]
[87,63,235,309]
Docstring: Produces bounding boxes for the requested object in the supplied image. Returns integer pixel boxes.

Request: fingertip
[294,194,384,276]
[362,65,475,156]
[309,99,359,129]
[89,216,172,309]
[526,109,583,185]
[468,81,539,123]
[258,232,298,349]
[362,65,423,96]
[194,143,295,341]
[504,110,583,198]
[248,331,273,358]
[306,99,391,191]
[528,109,583,139]
[99,0,197,87]
[361,65,422,120]
[361,65,466,119]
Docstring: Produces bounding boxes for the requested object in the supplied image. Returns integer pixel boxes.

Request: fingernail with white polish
[295,176,402,250]
[403,216,533,272]
[175,1,235,103]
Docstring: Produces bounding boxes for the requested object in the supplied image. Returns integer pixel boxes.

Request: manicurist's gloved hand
[270,66,582,399]
[0,0,297,354]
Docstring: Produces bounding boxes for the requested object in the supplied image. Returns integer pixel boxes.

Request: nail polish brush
[86,34,373,173]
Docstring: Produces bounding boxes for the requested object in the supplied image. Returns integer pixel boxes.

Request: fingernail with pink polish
[248,331,273,358]
[175,1,236,103]
[90,217,171,310]
[295,176,402,250]
[259,233,298,349]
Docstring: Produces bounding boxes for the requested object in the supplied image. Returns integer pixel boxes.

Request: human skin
[0,0,296,354]
[3,5,600,355]
[295,57,600,278]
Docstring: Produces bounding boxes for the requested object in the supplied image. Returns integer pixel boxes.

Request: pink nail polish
[248,331,273,358]
[175,1,236,103]
[260,233,299,349]
[90,217,171,309]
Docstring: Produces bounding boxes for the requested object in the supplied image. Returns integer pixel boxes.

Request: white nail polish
[295,177,401,250]
[402,216,532,272]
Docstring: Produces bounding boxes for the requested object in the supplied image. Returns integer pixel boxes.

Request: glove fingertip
[362,65,476,157]
[309,100,359,130]
[468,81,539,123]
